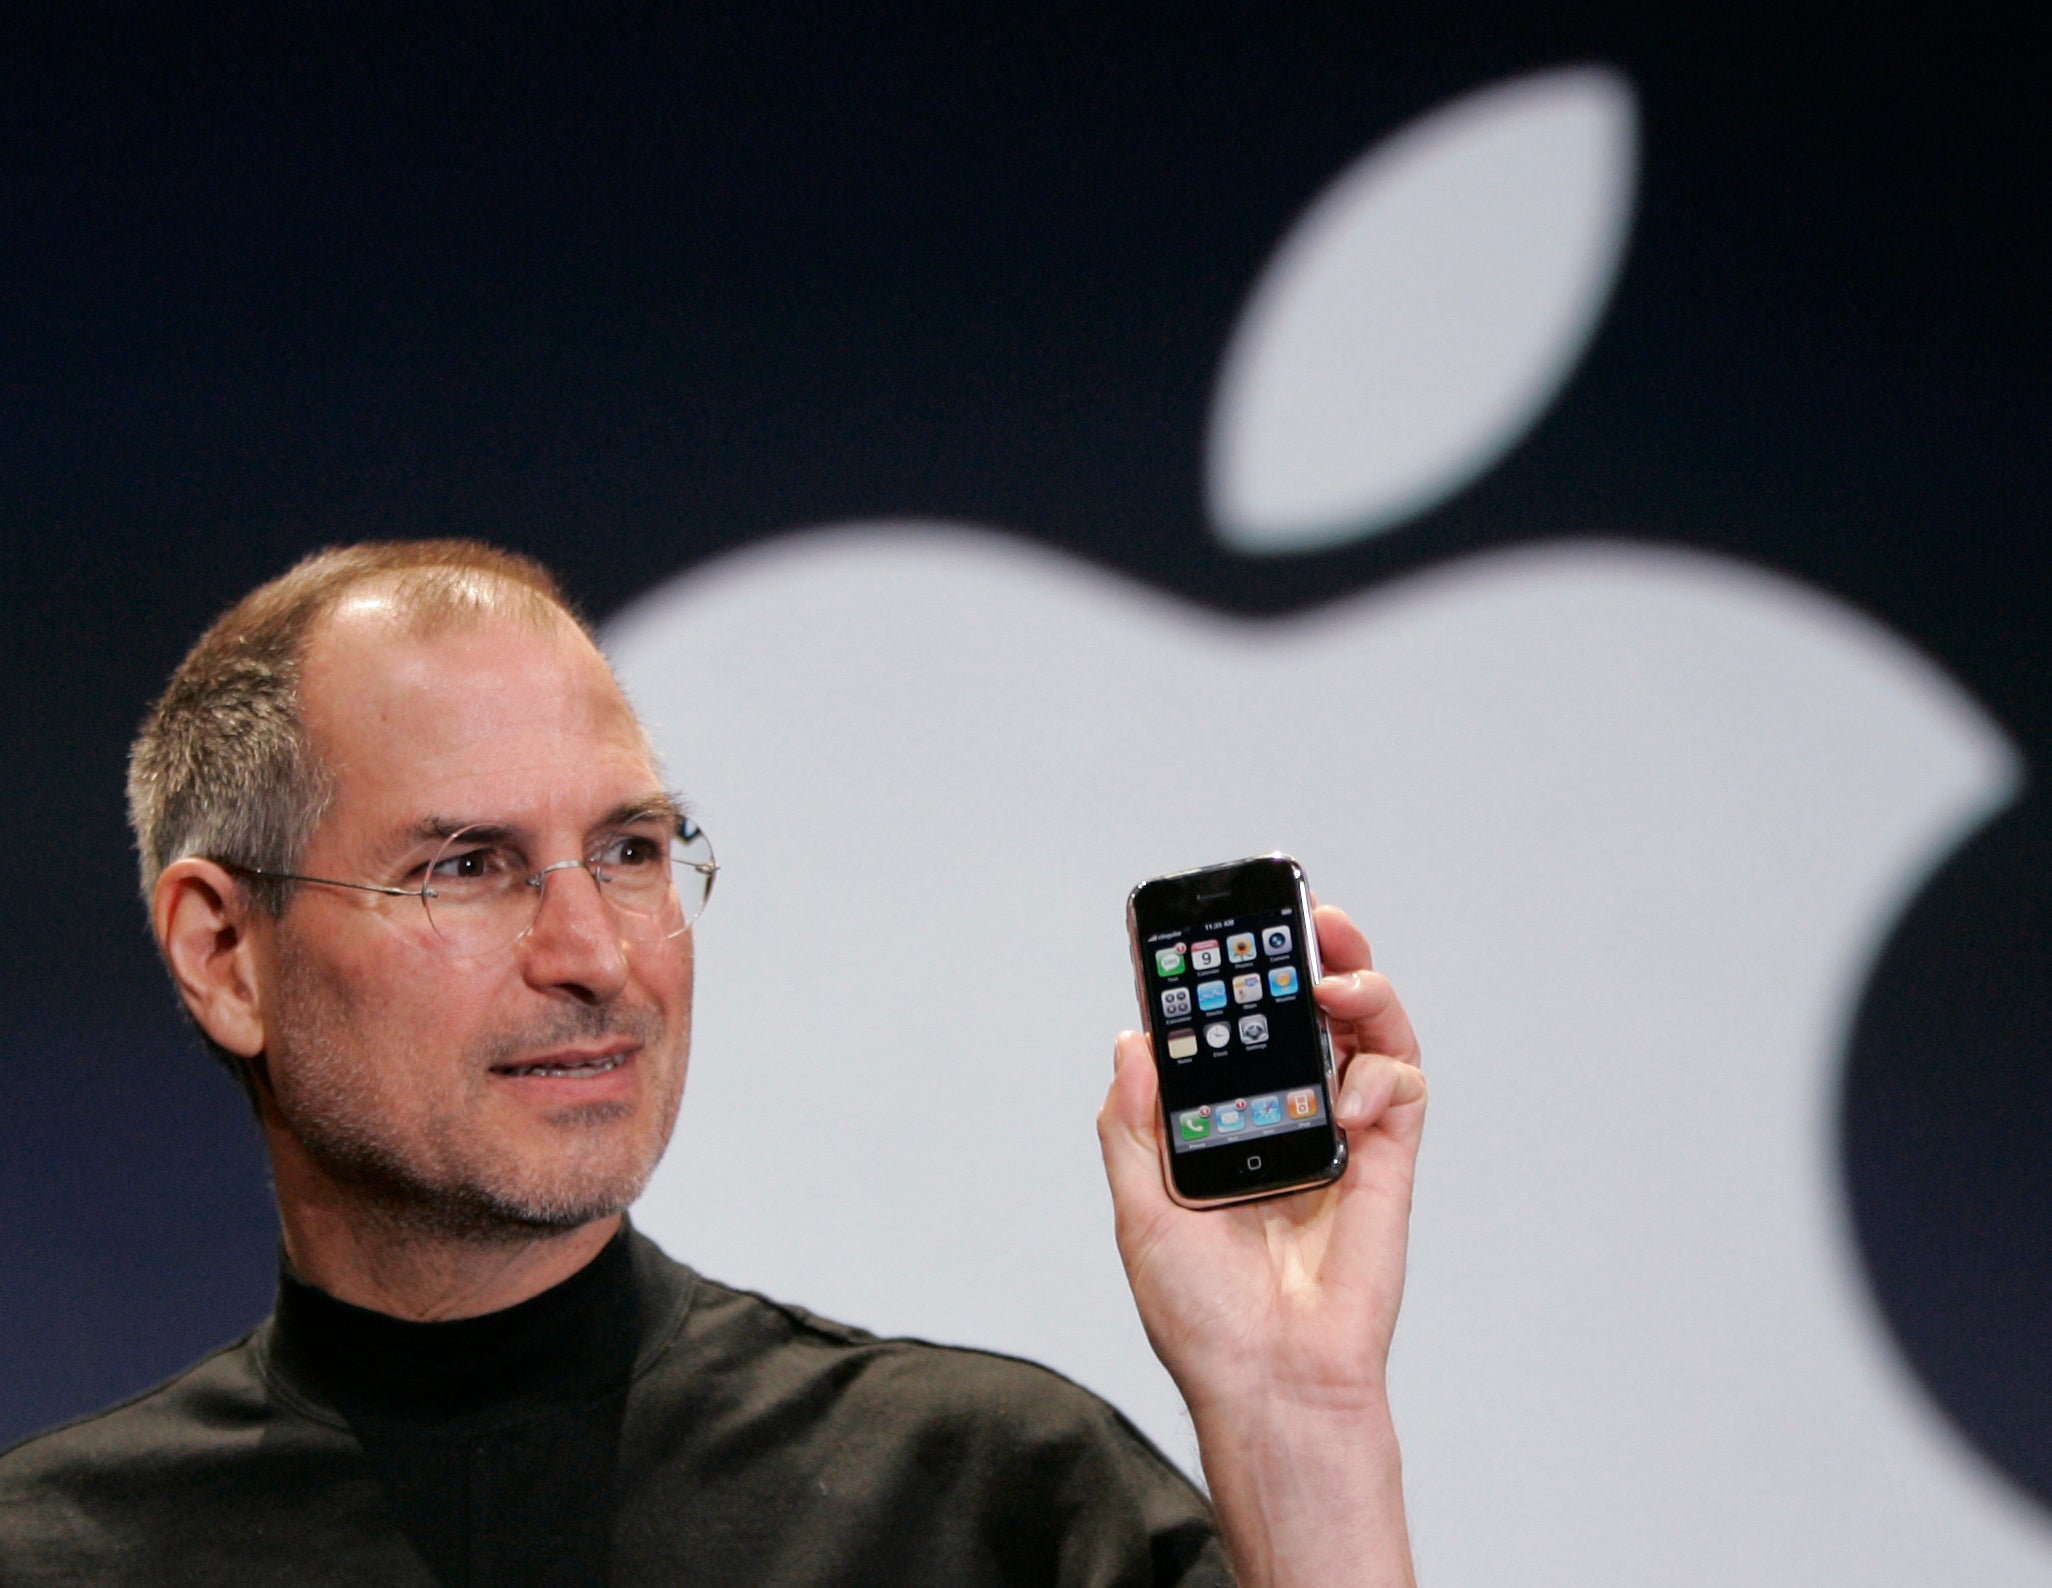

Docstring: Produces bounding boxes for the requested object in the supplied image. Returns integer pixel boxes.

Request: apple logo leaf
[1207,66,1638,554]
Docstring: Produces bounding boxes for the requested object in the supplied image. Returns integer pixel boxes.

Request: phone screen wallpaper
[1142,906,1329,1152]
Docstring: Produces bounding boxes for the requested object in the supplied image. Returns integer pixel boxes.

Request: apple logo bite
[608,68,2049,1584]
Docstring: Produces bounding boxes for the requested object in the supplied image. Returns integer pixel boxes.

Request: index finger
[1316,968,1422,1069]
[1313,904,1373,975]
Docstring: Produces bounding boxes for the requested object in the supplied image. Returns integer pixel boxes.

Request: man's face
[252,594,694,1236]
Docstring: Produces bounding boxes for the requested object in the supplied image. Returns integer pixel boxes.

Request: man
[0,541,1426,1586]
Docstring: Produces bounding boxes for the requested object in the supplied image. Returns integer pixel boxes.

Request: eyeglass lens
[419,820,714,957]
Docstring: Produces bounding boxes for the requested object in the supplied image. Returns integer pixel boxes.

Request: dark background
[4,0,2048,1509]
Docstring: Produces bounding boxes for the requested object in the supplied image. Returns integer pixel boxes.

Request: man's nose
[517,861,631,1002]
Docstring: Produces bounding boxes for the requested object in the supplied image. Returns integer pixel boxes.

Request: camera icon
[1261,925,1292,956]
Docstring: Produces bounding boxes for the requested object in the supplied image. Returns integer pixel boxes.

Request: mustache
[472,1001,668,1070]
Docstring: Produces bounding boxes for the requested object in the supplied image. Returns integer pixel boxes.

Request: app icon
[1177,1109,1212,1141]
[1286,1088,1319,1119]
[1161,987,1192,1019]
[1238,1013,1269,1045]
[1227,933,1257,964]
[1250,1094,1283,1127]
[1204,1021,1232,1050]
[1155,944,1186,977]
[1263,924,1293,956]
[1166,1028,1198,1060]
[1232,972,1263,1004]
[1196,979,1229,1012]
[1191,939,1222,971]
[1216,1100,1250,1133]
[1267,965,1299,998]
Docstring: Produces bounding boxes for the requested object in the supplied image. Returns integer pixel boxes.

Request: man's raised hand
[1098,903,1423,1588]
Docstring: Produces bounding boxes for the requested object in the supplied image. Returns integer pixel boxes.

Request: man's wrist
[1188,1382,1403,1470]
[1181,1368,1398,1425]
[1189,1392,1414,1588]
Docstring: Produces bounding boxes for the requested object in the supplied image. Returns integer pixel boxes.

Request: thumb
[1098,1031,1169,1221]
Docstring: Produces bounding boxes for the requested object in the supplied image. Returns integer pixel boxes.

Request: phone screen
[1130,856,1343,1202]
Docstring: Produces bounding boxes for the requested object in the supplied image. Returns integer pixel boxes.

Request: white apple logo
[608,69,2052,1584]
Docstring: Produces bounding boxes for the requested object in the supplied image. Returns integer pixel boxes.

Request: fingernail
[1338,1088,1365,1124]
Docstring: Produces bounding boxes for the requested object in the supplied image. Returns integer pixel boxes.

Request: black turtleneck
[3,1222,1231,1587]
[267,1223,645,1588]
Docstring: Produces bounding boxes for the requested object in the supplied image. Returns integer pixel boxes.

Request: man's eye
[597,833,665,869]
[431,846,511,882]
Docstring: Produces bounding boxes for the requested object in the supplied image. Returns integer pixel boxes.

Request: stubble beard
[264,941,686,1246]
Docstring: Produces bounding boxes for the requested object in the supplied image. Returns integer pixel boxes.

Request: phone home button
[1244,1155,1262,1172]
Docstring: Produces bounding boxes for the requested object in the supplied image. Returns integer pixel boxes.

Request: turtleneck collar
[259,1219,691,1438]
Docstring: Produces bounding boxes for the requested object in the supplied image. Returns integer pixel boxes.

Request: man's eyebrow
[409,816,509,844]
[599,792,687,831]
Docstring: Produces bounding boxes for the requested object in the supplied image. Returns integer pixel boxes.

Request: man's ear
[153,859,269,1059]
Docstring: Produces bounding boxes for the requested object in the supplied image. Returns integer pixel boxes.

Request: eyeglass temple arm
[224,862,426,900]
